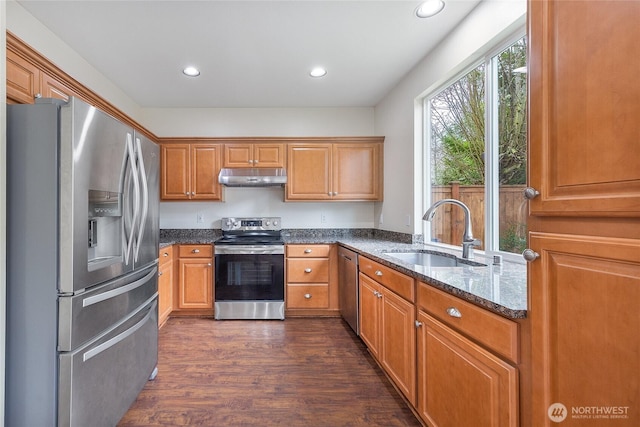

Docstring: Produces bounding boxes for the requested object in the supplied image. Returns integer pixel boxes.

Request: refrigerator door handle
[133,137,149,263]
[124,133,141,265]
[82,299,157,362]
[82,266,157,308]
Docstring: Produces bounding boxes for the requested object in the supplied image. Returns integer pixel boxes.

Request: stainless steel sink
[382,251,486,267]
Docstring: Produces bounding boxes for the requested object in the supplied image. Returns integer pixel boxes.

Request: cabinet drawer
[417,282,519,363]
[159,245,173,266]
[287,259,329,283]
[178,244,212,258]
[359,257,415,302]
[286,244,331,258]
[286,284,329,309]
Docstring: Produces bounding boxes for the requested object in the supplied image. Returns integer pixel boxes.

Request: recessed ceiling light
[183,66,200,77]
[309,67,327,78]
[415,0,445,18]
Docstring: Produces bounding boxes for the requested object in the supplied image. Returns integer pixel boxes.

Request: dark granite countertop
[160,228,528,319]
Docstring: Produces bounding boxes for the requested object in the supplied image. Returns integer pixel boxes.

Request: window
[424,34,527,257]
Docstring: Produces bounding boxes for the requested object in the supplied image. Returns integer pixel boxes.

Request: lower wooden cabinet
[416,311,519,427]
[157,245,174,326]
[359,271,416,405]
[285,244,338,315]
[176,245,213,312]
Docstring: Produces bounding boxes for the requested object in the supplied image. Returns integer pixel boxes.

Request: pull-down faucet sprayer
[422,199,481,259]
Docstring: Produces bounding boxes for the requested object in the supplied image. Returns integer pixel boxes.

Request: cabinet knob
[374,270,383,277]
[207,263,212,267]
[446,307,462,318]
[158,271,163,276]
[304,249,312,254]
[304,268,312,273]
[192,249,200,253]
[163,252,169,257]
[304,293,312,299]
[415,320,423,328]
[524,187,540,200]
[184,192,189,196]
[254,160,259,164]
[249,160,254,164]
[34,93,42,99]
[522,248,540,262]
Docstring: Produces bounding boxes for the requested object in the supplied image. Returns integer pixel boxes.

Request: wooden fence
[430,184,527,251]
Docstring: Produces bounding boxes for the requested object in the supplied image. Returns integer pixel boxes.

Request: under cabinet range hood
[218,167,287,187]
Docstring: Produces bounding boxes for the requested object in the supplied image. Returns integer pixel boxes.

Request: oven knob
[225,220,232,227]
[233,221,239,226]
[273,220,278,226]
[265,221,271,226]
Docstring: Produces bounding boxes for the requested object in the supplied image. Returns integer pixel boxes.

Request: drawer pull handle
[375,270,383,276]
[446,307,462,318]
[415,320,423,328]
[192,249,200,253]
[304,268,312,273]
[304,249,312,254]
[304,293,312,299]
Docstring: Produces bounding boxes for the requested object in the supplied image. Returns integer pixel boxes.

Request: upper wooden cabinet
[160,143,223,201]
[528,0,640,217]
[6,49,41,104]
[223,143,285,168]
[7,49,79,104]
[286,139,383,201]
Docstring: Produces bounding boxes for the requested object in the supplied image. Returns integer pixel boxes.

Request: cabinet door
[161,145,190,200]
[191,144,223,200]
[41,73,79,102]
[529,232,640,427]
[253,143,285,167]
[178,259,213,309]
[158,260,173,326]
[358,273,381,360]
[286,144,332,200]
[528,0,640,216]
[6,49,41,104]
[223,143,253,167]
[332,143,382,201]
[380,288,416,405]
[417,311,518,427]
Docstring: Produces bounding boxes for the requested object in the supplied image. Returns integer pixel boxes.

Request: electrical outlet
[379,213,384,224]
[320,213,326,224]
[197,213,204,223]
[405,214,411,227]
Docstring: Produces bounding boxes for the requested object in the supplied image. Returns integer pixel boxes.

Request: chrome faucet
[422,199,481,259]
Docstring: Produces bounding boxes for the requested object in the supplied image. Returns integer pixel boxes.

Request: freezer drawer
[58,297,158,427]
[58,263,158,351]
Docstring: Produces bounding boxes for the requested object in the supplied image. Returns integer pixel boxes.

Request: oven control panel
[221,217,282,231]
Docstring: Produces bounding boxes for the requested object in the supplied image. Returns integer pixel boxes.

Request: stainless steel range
[214,217,285,320]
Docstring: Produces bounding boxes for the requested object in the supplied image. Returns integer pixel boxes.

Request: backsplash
[160,228,423,245]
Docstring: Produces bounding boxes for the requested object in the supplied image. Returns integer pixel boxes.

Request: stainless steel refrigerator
[6,97,160,427]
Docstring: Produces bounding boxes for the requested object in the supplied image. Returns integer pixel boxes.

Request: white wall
[374,0,526,234]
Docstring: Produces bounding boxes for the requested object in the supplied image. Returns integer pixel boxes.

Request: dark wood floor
[118,317,422,426]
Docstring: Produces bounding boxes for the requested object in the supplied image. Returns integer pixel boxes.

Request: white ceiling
[17,0,481,108]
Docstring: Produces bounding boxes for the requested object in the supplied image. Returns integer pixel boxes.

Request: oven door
[214,245,285,301]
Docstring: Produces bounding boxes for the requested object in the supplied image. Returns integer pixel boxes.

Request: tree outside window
[427,36,527,255]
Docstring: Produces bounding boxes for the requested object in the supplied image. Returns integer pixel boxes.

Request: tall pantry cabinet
[527,1,640,426]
